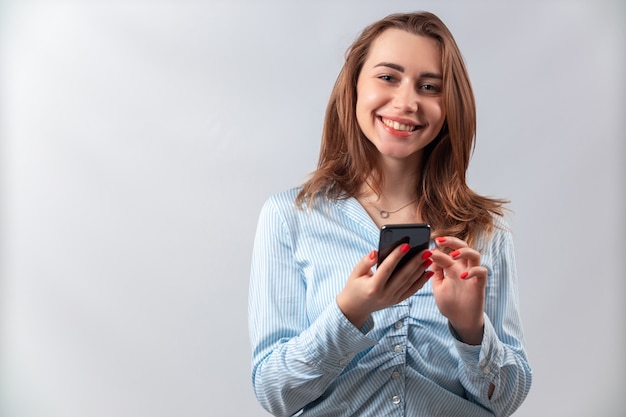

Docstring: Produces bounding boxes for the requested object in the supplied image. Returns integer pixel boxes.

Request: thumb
[430,261,444,285]
[355,249,377,277]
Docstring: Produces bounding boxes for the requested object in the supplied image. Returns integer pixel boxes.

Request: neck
[366,154,422,204]
[357,155,424,225]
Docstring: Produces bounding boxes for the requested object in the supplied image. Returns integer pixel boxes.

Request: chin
[377,148,423,161]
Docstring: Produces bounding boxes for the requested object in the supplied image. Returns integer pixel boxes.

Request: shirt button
[483,365,491,375]
[394,345,403,353]
[394,321,403,329]
[392,395,401,405]
[391,371,400,379]
[339,359,348,366]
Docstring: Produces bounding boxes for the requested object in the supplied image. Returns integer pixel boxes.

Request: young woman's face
[356,28,446,162]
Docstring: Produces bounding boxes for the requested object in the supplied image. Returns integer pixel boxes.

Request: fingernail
[421,250,432,260]
[450,250,460,259]
[423,258,433,268]
[435,237,446,244]
[460,271,469,279]
[369,250,377,260]
[426,271,435,279]
[400,243,410,253]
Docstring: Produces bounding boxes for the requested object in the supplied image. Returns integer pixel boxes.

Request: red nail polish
[460,271,469,279]
[369,250,376,260]
[426,271,435,278]
[423,258,433,268]
[421,250,432,260]
[400,243,410,253]
[450,250,460,259]
[435,237,446,244]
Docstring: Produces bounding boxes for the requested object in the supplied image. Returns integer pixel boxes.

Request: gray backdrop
[1,1,624,416]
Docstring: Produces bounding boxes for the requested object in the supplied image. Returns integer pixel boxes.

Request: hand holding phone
[377,223,431,276]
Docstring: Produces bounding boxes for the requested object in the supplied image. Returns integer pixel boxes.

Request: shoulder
[263,187,300,208]
[261,187,316,218]
[259,187,315,227]
[256,188,342,248]
[262,187,334,216]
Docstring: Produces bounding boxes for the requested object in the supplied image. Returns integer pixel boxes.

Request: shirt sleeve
[248,197,377,417]
[451,224,533,416]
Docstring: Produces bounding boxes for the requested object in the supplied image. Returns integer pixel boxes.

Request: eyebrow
[374,62,405,72]
[374,62,443,79]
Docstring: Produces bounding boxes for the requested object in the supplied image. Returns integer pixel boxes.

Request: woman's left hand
[427,236,487,345]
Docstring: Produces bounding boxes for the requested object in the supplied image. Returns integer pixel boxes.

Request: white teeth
[383,117,415,132]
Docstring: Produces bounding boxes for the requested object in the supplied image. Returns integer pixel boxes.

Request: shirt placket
[386,302,410,414]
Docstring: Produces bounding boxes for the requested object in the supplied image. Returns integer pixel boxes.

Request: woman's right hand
[336,244,433,328]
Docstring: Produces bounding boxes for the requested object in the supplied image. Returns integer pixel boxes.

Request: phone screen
[377,223,431,274]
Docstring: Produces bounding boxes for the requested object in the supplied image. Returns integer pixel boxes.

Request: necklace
[367,197,418,219]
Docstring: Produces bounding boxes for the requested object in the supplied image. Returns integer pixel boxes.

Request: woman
[248,11,531,417]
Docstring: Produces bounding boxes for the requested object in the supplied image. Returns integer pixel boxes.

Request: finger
[434,236,469,251]
[385,246,432,298]
[459,265,488,283]
[385,248,432,275]
[386,249,423,293]
[375,243,412,282]
[429,260,443,275]
[398,270,434,301]
[425,249,444,279]
[428,248,457,269]
[449,247,482,268]
[352,249,378,278]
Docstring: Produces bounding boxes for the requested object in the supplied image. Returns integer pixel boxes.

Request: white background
[1,1,624,416]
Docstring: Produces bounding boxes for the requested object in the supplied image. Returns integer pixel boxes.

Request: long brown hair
[296,12,507,246]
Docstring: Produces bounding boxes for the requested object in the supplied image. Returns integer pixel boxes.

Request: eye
[378,74,396,82]
[419,83,441,94]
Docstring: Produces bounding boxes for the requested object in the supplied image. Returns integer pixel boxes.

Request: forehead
[365,28,442,71]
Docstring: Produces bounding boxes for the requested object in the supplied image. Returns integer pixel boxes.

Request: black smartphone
[377,223,431,275]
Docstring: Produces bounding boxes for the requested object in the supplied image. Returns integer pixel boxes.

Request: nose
[393,82,418,113]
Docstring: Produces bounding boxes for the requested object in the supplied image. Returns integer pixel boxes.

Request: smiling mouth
[380,117,419,132]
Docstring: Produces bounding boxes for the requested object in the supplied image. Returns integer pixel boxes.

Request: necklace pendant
[380,211,390,219]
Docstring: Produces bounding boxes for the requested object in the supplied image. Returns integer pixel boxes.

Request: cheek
[356,91,384,128]
[428,101,446,128]
[355,91,375,130]
[437,108,446,128]
[356,79,382,111]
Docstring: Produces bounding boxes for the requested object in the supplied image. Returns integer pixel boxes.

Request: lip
[378,115,423,137]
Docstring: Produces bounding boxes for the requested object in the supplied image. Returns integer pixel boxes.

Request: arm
[456,226,532,416]
[247,199,376,417]
[429,225,532,416]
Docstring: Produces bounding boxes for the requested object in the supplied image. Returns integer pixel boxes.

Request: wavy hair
[296,12,507,246]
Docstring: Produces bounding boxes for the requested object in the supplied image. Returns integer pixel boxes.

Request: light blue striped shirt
[248,188,531,417]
